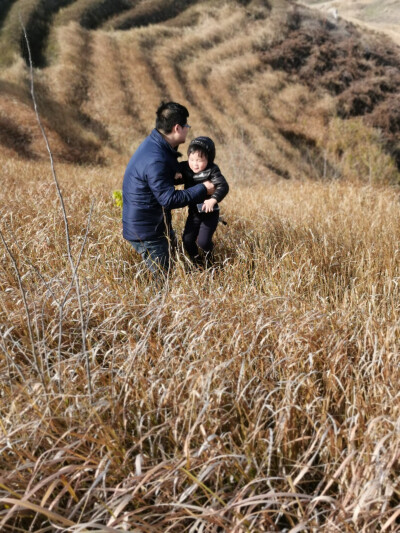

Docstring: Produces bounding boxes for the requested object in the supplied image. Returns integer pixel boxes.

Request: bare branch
[20,17,93,402]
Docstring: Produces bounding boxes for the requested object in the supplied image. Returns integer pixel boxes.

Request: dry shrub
[336,72,400,117]
[261,4,400,170]
[324,117,399,184]
[366,93,400,168]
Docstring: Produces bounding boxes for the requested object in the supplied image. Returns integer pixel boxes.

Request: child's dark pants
[182,208,219,261]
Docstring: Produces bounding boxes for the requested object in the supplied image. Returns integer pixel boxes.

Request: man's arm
[147,161,207,209]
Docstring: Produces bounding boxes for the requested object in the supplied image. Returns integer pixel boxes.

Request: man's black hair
[156,101,189,133]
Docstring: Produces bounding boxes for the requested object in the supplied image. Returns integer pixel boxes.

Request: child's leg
[197,211,219,255]
[182,211,202,260]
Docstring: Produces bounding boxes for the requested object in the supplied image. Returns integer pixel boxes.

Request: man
[122,101,215,276]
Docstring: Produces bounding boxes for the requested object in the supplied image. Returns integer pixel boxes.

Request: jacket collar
[187,164,216,179]
[150,129,181,159]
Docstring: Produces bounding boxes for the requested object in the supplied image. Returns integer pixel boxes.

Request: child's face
[188,151,208,173]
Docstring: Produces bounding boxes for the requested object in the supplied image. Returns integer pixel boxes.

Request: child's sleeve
[209,165,229,202]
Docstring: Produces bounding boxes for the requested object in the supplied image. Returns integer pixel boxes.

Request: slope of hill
[0,0,399,181]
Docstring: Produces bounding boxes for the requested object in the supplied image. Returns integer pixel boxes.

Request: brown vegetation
[1,0,399,178]
[1,0,400,530]
[1,156,400,531]
[261,4,400,167]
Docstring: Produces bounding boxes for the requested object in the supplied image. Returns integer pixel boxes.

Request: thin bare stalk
[20,17,94,402]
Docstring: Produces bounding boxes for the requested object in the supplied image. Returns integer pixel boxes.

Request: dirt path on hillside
[298,0,400,46]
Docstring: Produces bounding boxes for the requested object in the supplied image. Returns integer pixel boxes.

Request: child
[176,136,229,266]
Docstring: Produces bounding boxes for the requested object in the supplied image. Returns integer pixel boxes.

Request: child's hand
[174,172,182,181]
[202,198,218,213]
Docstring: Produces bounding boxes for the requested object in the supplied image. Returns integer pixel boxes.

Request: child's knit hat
[188,136,215,164]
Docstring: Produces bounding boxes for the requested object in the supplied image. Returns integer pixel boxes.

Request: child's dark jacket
[177,162,229,205]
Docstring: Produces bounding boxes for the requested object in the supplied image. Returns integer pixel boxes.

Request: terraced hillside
[0,0,399,179]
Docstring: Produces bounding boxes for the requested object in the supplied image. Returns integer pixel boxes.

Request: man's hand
[202,198,218,213]
[203,180,216,195]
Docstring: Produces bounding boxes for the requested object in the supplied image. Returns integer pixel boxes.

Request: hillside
[0,0,399,179]
[1,1,400,532]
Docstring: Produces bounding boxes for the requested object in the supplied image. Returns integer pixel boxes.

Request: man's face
[188,151,208,173]
[174,123,190,146]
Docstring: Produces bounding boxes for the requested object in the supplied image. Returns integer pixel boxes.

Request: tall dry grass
[1,149,400,531]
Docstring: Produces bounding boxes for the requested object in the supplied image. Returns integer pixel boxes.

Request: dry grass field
[1,0,400,531]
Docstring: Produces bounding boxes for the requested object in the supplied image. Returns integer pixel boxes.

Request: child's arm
[209,165,229,203]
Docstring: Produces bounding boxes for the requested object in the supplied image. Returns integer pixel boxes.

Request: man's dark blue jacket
[122,129,207,241]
